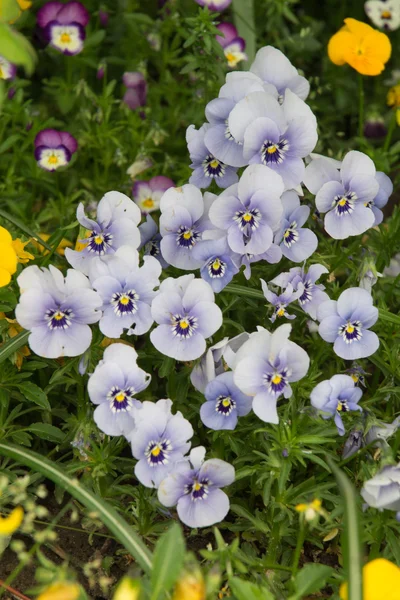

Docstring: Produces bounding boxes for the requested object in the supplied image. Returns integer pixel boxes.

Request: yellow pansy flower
[295,499,325,521]
[0,226,18,287]
[113,577,141,600]
[328,18,391,76]
[173,572,206,600]
[0,312,30,369]
[0,506,24,536]
[12,238,35,264]
[37,582,81,600]
[387,84,400,108]
[31,233,73,257]
[340,558,400,600]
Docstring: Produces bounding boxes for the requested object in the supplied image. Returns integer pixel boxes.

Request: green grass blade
[231,0,256,64]
[0,330,30,365]
[0,208,52,251]
[327,458,363,600]
[0,442,153,573]
[225,283,264,300]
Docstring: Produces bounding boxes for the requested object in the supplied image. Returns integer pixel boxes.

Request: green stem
[358,75,365,139]
[383,110,397,152]
[291,520,306,577]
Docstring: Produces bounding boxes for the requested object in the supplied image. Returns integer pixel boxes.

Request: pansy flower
[150,274,223,361]
[304,151,382,239]
[139,215,168,268]
[88,343,150,437]
[133,176,174,213]
[209,164,284,256]
[65,191,141,277]
[234,324,310,424]
[365,1,400,31]
[122,72,147,111]
[310,374,363,436]
[186,124,238,189]
[200,371,252,430]
[34,129,78,172]
[37,1,90,56]
[158,446,235,528]
[192,236,239,293]
[216,23,247,69]
[228,89,318,190]
[274,191,318,262]
[0,56,16,80]
[261,280,303,322]
[250,46,310,101]
[159,185,214,270]
[127,399,193,488]
[270,264,329,320]
[91,246,161,338]
[15,265,102,359]
[368,171,393,226]
[0,226,17,288]
[361,464,400,515]
[317,287,379,360]
[340,558,400,600]
[194,0,232,10]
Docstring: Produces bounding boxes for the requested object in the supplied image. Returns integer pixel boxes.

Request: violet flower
[37,1,90,55]
[200,371,252,430]
[361,464,400,516]
[34,129,78,172]
[261,280,303,322]
[216,23,247,69]
[133,175,174,213]
[0,56,16,81]
[270,264,329,320]
[250,46,310,101]
[194,0,232,10]
[310,374,363,436]
[274,191,318,262]
[158,446,235,528]
[122,72,147,110]
[192,236,239,293]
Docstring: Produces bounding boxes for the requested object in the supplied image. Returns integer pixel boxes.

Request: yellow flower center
[267,145,278,154]
[53,312,64,321]
[209,159,220,169]
[119,295,130,305]
[351,373,359,383]
[193,482,202,491]
[179,319,189,329]
[48,154,59,165]
[338,198,348,206]
[276,308,285,317]
[381,10,391,18]
[115,392,126,403]
[346,324,355,334]
[142,198,154,208]
[60,32,71,43]
[271,374,282,385]
[242,213,252,222]
[337,401,344,411]
[94,235,104,245]
[222,398,231,407]
[283,230,291,238]
[183,231,192,240]
[151,446,161,457]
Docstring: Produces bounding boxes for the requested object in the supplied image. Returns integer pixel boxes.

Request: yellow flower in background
[328,18,391,75]
[0,226,18,287]
[113,577,141,600]
[295,499,325,521]
[0,506,23,536]
[172,572,206,600]
[31,233,72,257]
[340,558,400,600]
[0,312,30,369]
[12,238,34,264]
[37,582,81,600]
[16,0,32,8]
[387,84,400,108]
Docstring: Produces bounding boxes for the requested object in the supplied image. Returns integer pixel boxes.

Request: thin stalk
[291,520,306,577]
[358,75,365,139]
[383,110,397,152]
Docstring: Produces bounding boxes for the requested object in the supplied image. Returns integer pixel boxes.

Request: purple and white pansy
[234,324,310,424]
[0,56,16,81]
[274,191,318,262]
[34,129,78,172]
[200,371,252,431]
[158,446,235,528]
[192,236,239,293]
[122,71,147,111]
[150,274,223,361]
[37,1,90,56]
[261,280,303,322]
[365,0,400,31]
[133,175,174,213]
[127,399,194,488]
[270,264,329,320]
[15,265,102,359]
[310,374,363,436]
[65,191,141,277]
[317,287,379,360]
[216,23,247,69]
[194,0,232,10]
[87,343,151,437]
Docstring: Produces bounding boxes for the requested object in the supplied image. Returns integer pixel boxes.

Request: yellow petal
[0,268,12,288]
[295,503,307,512]
[396,109,400,126]
[343,18,374,38]
[12,238,35,264]
[340,558,400,600]
[328,31,355,65]
[0,242,18,275]
[37,582,81,600]
[17,0,32,9]
[369,31,391,64]
[344,51,385,76]
[0,226,12,245]
[113,577,141,600]
[0,507,24,536]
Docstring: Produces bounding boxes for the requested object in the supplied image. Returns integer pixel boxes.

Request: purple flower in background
[228,89,317,190]
[192,236,239,293]
[139,215,168,269]
[15,265,101,359]
[270,264,329,320]
[186,124,238,189]
[209,164,284,256]
[194,0,232,10]
[159,185,214,270]
[364,116,387,138]
[205,72,264,168]
[274,191,318,262]
[127,399,193,488]
[34,129,78,172]
[303,151,381,239]
[234,324,310,423]
[261,280,302,322]
[99,9,109,27]
[133,175,174,213]
[150,275,223,361]
[37,1,90,56]
[91,247,161,338]
[368,171,393,225]
[361,464,400,515]
[158,446,235,528]
[250,46,310,101]
[122,72,147,110]
[200,372,252,430]
[65,191,141,277]
[310,374,363,436]
[88,343,151,437]
[190,332,250,392]
[0,56,16,81]
[216,23,247,69]
[318,287,379,360]
[97,64,105,79]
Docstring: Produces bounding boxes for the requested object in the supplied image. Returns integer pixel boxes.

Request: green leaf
[290,564,334,599]
[0,208,52,251]
[231,0,256,64]
[0,23,36,74]
[225,283,264,300]
[379,308,400,326]
[25,423,65,443]
[150,523,185,600]
[229,577,274,600]
[327,458,363,600]
[0,442,153,573]
[0,330,30,365]
[16,382,50,410]
[0,0,20,23]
